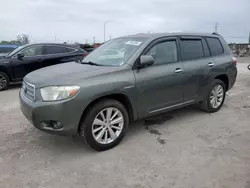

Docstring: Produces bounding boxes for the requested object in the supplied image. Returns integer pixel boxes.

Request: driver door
[11,45,44,79]
[134,38,185,117]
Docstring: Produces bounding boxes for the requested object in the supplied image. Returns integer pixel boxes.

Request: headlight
[40,86,80,101]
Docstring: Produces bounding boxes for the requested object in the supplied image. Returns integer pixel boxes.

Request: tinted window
[147,41,178,64]
[180,39,204,61]
[0,47,14,53]
[44,46,68,54]
[21,46,43,56]
[206,37,224,56]
[66,47,76,52]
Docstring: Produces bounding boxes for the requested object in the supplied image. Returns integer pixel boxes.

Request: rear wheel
[247,64,250,70]
[200,79,226,113]
[0,71,10,91]
[79,99,129,151]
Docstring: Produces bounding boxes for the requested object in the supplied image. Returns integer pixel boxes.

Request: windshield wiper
[81,61,103,66]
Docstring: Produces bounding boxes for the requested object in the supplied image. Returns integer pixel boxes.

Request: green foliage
[0,34,30,45]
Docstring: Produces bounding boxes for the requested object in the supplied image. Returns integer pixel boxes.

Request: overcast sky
[0,0,249,43]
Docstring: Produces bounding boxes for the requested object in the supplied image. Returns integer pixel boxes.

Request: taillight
[232,57,237,66]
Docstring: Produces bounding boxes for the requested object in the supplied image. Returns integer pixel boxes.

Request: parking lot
[0,57,250,188]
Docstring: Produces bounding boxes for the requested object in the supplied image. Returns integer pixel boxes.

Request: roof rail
[212,32,220,35]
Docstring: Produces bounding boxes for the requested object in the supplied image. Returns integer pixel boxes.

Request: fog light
[51,121,63,129]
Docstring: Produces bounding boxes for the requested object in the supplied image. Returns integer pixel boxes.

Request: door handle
[174,68,183,73]
[208,62,215,67]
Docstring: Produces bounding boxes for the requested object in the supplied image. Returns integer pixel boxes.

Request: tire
[248,65,250,70]
[79,99,129,151]
[0,71,10,91]
[200,79,226,113]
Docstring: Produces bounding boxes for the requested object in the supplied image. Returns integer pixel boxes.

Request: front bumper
[19,88,85,136]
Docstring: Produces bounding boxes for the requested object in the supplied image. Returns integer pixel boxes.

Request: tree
[17,34,30,44]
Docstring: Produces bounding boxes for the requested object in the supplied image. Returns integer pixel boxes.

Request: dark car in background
[0,43,87,90]
[0,44,20,58]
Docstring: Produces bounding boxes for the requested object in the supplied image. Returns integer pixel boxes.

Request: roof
[122,32,220,39]
[28,43,74,46]
[0,44,20,48]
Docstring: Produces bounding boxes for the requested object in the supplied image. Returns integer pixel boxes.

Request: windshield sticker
[125,41,142,46]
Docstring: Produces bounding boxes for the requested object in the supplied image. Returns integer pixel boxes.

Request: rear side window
[66,47,77,52]
[206,37,224,56]
[180,39,204,61]
[146,40,178,64]
[44,46,68,54]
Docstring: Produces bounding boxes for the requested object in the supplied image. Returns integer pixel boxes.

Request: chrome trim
[174,69,183,73]
[23,81,35,102]
[124,85,134,89]
[149,100,195,114]
[208,62,215,67]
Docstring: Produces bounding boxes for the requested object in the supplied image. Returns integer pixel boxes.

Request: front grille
[22,81,35,101]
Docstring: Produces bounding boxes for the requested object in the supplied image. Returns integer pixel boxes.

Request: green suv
[20,33,237,151]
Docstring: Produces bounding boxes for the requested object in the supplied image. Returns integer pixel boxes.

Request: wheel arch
[0,66,11,81]
[214,74,229,91]
[79,93,135,128]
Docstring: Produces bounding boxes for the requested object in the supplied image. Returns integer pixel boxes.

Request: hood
[24,62,120,88]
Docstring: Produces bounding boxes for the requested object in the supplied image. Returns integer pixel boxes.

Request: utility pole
[109,36,112,40]
[93,37,96,44]
[214,22,218,33]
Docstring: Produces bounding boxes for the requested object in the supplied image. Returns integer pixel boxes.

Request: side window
[66,47,76,52]
[180,39,204,61]
[21,46,43,57]
[206,37,224,56]
[44,46,68,55]
[146,41,178,64]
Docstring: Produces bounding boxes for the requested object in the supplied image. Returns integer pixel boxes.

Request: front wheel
[200,79,226,113]
[79,99,129,151]
[248,64,250,70]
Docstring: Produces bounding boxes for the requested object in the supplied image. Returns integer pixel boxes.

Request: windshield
[82,38,146,66]
[7,44,26,57]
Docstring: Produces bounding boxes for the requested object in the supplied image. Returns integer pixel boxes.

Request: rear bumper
[19,89,85,136]
[228,67,237,90]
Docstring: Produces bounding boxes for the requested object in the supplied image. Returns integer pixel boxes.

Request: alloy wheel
[0,74,7,90]
[92,107,124,144]
[210,85,224,108]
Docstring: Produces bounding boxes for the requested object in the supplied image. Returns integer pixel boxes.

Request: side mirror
[139,55,155,68]
[17,53,24,60]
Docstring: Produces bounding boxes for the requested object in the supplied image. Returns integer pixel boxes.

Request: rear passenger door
[179,37,213,102]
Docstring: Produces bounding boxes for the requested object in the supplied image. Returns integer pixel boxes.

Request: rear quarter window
[206,37,224,56]
[44,45,68,54]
